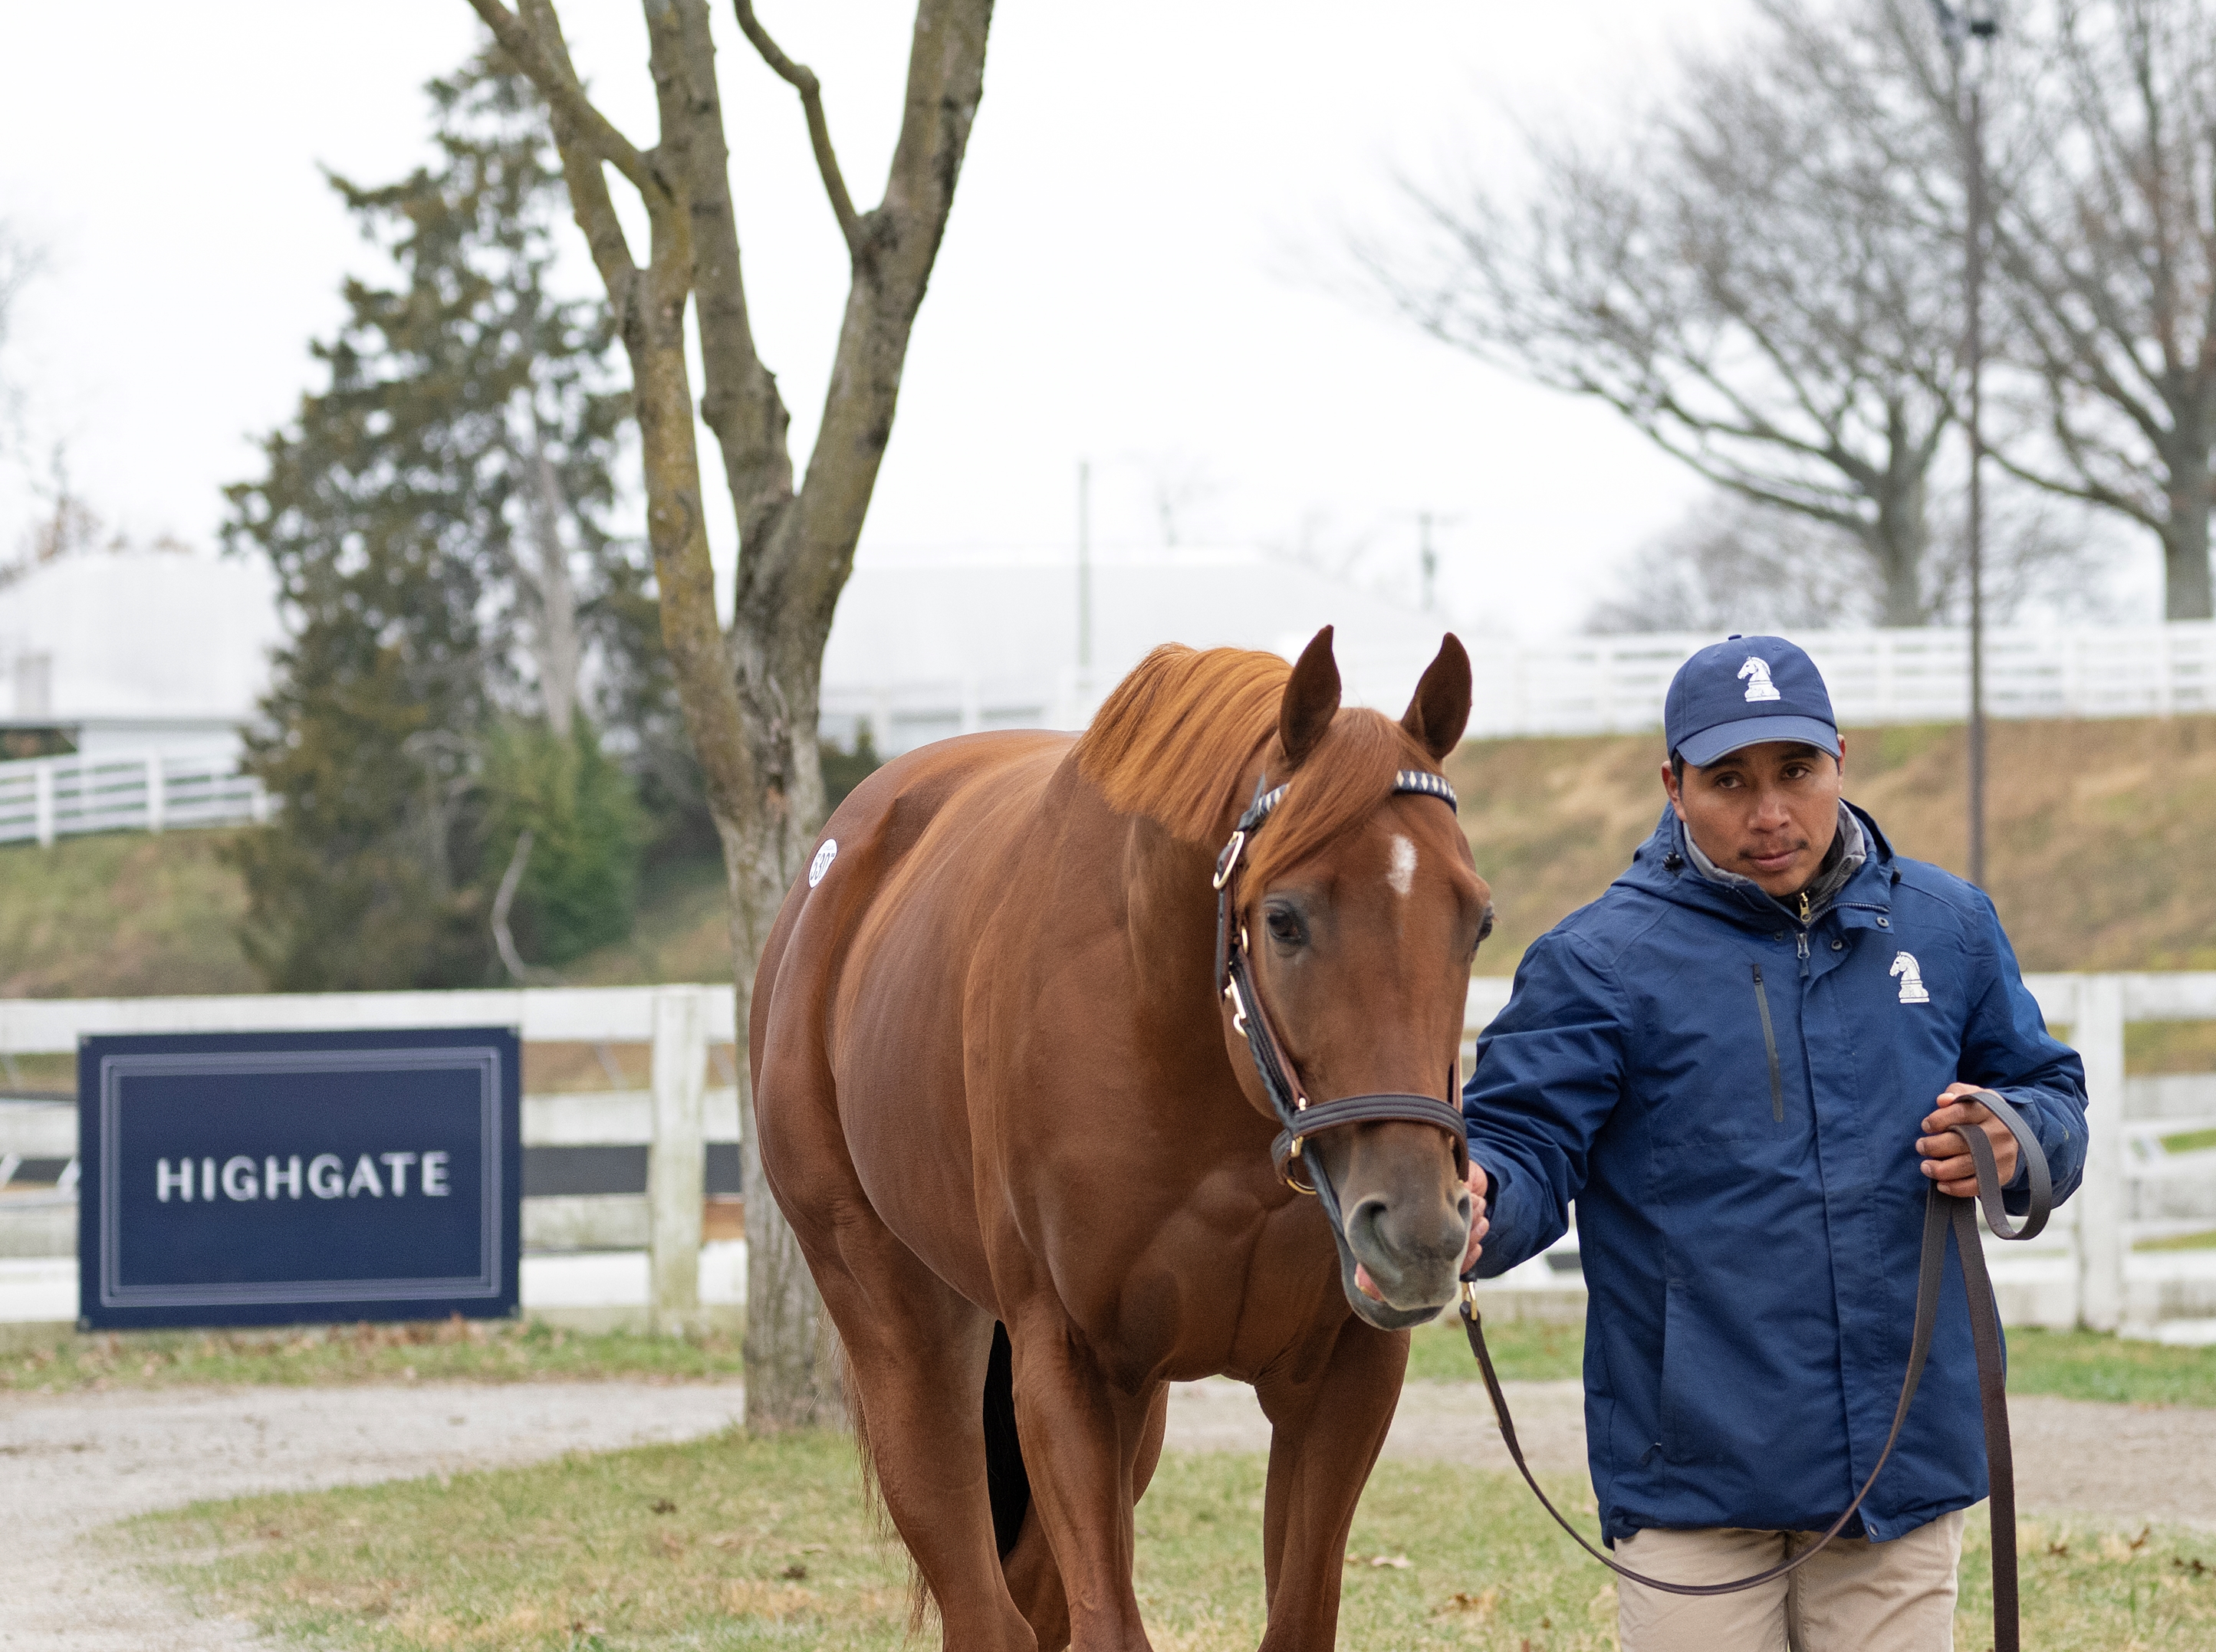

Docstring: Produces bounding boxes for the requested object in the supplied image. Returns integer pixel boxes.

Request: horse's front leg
[1251,1320,1409,1650]
[1006,1304,1162,1652]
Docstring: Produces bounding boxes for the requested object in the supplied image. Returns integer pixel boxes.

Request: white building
[819,544,1460,754]
[0,540,1462,773]
[0,550,281,760]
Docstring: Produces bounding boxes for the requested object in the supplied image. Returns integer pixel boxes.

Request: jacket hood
[1619,800,1897,930]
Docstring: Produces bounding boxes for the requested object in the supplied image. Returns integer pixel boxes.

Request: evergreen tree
[226,48,661,990]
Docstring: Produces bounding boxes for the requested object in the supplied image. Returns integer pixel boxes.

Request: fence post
[32,760,54,848]
[146,756,166,833]
[648,985,708,1335]
[2074,973,2126,1332]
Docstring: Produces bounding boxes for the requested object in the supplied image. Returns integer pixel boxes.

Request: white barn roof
[0,550,281,726]
[820,545,1458,752]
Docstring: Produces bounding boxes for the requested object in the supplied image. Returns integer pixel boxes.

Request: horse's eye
[1471,904,1496,955]
[1265,909,1306,947]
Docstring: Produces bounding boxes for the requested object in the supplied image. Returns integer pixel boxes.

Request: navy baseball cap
[1664,635,1840,767]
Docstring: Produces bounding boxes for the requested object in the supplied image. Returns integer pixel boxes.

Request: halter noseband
[1212,768,1471,1222]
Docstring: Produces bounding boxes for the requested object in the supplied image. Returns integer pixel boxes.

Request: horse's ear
[1279,626,1342,767]
[1401,634,1471,762]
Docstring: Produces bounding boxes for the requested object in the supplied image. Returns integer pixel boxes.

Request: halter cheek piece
[1212,769,1470,1220]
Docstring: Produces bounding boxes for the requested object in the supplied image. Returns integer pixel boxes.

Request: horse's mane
[1073,643,1433,885]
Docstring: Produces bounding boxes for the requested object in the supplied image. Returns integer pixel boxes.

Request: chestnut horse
[750,627,1491,1650]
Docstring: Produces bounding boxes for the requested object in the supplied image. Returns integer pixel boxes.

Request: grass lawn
[17,1313,2211,1409]
[2139,1227,2216,1251]
[1402,1315,2216,1407]
[3,1317,744,1394]
[0,829,258,998]
[126,1429,2216,1651]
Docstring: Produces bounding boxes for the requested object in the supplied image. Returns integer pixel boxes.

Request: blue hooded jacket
[1462,803,2086,1544]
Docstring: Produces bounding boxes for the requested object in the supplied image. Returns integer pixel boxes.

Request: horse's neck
[1116,815,1229,1030]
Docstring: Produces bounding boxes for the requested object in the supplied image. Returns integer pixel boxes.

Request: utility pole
[1930,0,1996,888]
[1396,508,1461,613]
[1077,459,1093,681]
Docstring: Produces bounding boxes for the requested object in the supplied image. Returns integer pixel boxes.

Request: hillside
[1445,715,2216,977]
[4,714,2212,1006]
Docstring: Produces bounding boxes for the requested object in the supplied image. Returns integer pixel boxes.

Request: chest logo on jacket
[1890,951,1932,1004]
[1738,655,1781,701]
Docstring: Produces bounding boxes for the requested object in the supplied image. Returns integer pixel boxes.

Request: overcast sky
[0,0,1866,641]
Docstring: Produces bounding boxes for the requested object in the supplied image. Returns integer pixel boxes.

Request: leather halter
[1211,767,1470,1237]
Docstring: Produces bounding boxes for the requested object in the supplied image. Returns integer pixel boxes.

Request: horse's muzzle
[1339,1187,1470,1321]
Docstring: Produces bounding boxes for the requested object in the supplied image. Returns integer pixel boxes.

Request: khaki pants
[1615,1510,1966,1652]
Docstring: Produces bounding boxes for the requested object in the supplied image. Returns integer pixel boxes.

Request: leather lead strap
[1461,1087,2047,1647]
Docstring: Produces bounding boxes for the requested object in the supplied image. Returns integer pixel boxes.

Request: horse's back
[751,729,1074,1299]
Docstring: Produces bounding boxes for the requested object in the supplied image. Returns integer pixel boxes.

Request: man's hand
[1461,1161,1491,1276]
[1918,1083,2018,1198]
[1352,1161,1491,1302]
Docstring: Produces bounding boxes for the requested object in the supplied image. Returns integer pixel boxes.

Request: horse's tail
[984,1321,1033,1560]
[840,1337,935,1634]
[843,1325,1031,1625]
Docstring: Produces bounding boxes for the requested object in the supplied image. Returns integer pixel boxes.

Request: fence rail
[0,986,735,1333]
[0,750,268,846]
[817,622,2216,753]
[1461,622,2216,739]
[3,975,2212,1335]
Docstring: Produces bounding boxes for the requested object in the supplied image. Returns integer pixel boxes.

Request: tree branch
[732,0,863,255]
[506,0,643,323]
[1989,443,2160,530]
[465,0,659,199]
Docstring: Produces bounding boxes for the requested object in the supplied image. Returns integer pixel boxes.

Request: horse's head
[1223,627,1494,1331]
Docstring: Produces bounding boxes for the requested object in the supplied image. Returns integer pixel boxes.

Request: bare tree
[465,0,991,1430]
[1978,0,2216,619]
[1358,0,1968,626]
[1584,496,1876,634]
[1585,482,2116,632]
[0,222,42,464]
[505,385,584,736]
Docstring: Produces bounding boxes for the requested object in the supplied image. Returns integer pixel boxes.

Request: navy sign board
[77,1027,521,1329]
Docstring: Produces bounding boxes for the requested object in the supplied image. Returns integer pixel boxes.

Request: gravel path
[0,1381,745,1651]
[1169,1378,2216,1531]
[1,1376,2205,1650]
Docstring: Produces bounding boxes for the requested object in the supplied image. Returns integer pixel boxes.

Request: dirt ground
[1174,1377,2216,1530]
[2,1376,2208,1650]
[0,1381,746,1651]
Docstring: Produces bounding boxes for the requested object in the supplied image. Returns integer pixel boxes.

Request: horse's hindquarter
[756,731,1075,1311]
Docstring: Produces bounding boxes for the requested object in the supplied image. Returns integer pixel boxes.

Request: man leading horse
[1457,635,2088,1651]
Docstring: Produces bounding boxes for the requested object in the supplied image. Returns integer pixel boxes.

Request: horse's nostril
[1348,1197,1388,1253]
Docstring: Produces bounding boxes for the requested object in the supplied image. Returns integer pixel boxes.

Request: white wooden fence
[8,626,2215,842]
[820,622,2216,754]
[0,986,734,1334]
[0,750,269,846]
[1461,621,2216,739]
[3,974,2212,1336]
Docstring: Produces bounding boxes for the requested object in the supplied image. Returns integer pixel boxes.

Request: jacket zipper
[1797,928,1810,979]
[1751,964,1784,1123]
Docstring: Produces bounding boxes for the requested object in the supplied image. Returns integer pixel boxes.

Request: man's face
[1660,738,1846,898]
